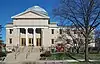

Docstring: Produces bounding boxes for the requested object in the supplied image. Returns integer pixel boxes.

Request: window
[9,29,13,34]
[36,38,41,46]
[28,28,33,34]
[20,28,26,34]
[9,38,12,44]
[59,29,62,34]
[36,28,41,34]
[51,29,54,34]
[21,38,26,46]
[51,39,54,44]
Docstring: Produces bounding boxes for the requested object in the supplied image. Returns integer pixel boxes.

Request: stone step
[4,52,15,62]
[4,47,41,63]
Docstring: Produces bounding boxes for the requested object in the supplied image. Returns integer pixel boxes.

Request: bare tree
[95,29,100,39]
[53,0,100,62]
[95,29,100,52]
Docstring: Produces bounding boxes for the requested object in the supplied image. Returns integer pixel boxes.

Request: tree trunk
[85,36,89,62]
[76,47,80,54]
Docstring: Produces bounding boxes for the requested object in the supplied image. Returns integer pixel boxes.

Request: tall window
[20,28,26,34]
[28,28,33,34]
[59,29,62,34]
[51,29,54,34]
[36,38,41,46]
[51,39,54,44]
[9,38,12,44]
[21,38,26,46]
[9,29,13,34]
[36,28,41,34]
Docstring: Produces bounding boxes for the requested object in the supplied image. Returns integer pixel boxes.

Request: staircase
[4,46,41,63]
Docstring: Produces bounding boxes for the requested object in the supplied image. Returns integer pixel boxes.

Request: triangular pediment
[11,11,49,18]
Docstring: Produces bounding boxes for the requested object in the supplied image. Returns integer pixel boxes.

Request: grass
[89,54,100,60]
[47,53,100,60]
[67,61,100,64]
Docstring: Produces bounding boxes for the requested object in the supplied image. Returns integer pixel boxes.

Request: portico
[12,25,49,47]
[17,27,42,46]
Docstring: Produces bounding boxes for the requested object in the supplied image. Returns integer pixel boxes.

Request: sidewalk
[38,59,100,62]
[1,59,100,64]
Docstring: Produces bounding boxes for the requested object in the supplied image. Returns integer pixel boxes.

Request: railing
[14,46,25,59]
[25,46,33,59]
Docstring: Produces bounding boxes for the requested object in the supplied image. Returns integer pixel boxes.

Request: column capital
[33,28,36,29]
[25,27,28,29]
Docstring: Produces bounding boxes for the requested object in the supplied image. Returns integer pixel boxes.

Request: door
[29,38,33,46]
[21,38,26,46]
[36,38,41,46]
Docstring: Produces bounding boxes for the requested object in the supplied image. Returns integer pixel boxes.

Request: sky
[0,0,59,43]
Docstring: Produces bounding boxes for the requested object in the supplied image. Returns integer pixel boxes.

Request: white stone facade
[6,6,61,49]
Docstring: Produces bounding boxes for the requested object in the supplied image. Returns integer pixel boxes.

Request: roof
[26,6,48,16]
[11,6,49,18]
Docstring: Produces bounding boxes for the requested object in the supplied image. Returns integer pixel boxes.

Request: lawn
[47,52,100,60]
[67,61,100,64]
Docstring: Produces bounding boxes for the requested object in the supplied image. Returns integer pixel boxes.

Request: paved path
[1,59,100,64]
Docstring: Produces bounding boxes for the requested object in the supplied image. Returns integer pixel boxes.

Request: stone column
[25,28,28,46]
[33,28,36,46]
[17,28,20,46]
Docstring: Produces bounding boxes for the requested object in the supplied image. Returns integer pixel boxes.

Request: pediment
[11,11,49,18]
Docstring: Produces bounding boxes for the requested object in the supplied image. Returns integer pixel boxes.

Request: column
[17,28,20,46]
[33,28,36,46]
[25,28,28,46]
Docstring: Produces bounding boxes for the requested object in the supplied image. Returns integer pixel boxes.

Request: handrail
[21,46,25,53]
[14,47,22,59]
[26,46,33,59]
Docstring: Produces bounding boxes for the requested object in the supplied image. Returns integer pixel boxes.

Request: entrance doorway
[21,38,26,46]
[36,38,41,46]
[29,38,33,46]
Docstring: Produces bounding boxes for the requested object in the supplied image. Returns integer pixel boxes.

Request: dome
[27,6,48,16]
